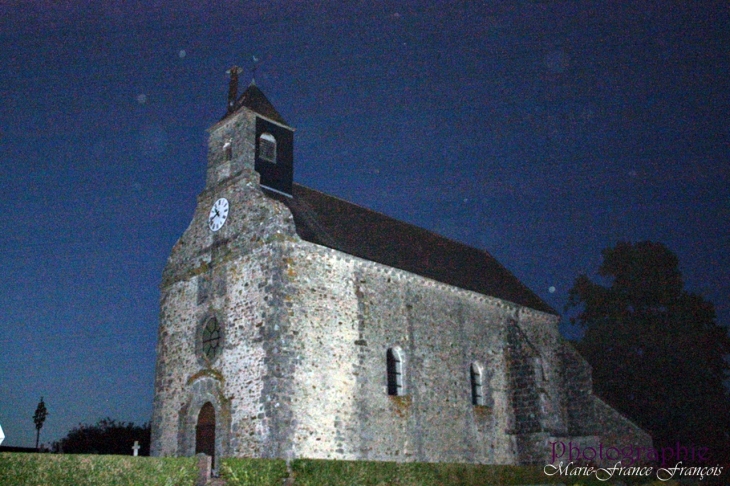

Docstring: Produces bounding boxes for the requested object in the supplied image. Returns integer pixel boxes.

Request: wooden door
[195,402,216,462]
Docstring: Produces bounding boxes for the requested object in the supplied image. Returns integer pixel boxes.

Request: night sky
[1,1,728,449]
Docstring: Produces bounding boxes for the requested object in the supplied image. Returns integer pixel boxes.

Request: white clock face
[208,198,229,232]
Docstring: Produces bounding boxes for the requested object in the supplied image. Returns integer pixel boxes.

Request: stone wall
[234,239,571,465]
[593,396,653,453]
[559,343,596,437]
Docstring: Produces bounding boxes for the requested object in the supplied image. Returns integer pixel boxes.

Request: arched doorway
[195,402,216,462]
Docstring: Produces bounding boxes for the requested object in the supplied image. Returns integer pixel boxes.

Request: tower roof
[227,83,288,125]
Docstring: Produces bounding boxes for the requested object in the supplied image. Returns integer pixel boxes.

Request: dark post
[227,66,241,114]
[33,397,48,451]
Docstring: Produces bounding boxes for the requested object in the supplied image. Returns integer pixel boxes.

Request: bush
[52,418,151,456]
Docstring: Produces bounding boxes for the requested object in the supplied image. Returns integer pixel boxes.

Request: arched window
[386,348,404,396]
[223,141,232,161]
[258,132,276,163]
[470,362,485,406]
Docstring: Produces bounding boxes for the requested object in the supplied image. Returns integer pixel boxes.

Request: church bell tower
[150,67,298,461]
[206,67,294,195]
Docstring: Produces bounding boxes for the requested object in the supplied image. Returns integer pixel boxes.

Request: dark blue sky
[1,1,728,448]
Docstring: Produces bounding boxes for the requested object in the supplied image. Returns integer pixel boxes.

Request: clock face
[208,198,229,232]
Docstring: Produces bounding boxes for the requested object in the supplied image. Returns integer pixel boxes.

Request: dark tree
[52,418,151,456]
[567,241,730,464]
[32,397,48,451]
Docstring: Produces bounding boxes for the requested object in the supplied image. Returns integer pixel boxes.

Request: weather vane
[251,55,259,85]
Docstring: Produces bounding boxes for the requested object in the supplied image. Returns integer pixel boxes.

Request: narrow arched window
[259,132,276,163]
[223,141,232,161]
[470,362,485,406]
[386,348,404,396]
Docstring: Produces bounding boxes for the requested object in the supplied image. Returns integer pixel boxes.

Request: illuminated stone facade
[150,80,651,465]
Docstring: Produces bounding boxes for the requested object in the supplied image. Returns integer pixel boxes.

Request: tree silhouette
[32,397,48,451]
[52,418,151,456]
[567,241,730,464]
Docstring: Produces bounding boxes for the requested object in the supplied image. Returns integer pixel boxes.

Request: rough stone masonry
[150,72,651,466]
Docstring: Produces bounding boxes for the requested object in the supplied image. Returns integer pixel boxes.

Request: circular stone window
[201,318,222,361]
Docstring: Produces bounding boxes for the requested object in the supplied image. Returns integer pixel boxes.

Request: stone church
[150,68,650,466]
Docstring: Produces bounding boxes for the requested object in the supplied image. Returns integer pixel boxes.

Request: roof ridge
[293,183,499,259]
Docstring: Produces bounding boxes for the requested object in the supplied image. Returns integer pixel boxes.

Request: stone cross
[132,440,140,456]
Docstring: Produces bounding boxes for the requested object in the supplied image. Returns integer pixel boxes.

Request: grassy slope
[0,453,197,486]
[0,453,699,486]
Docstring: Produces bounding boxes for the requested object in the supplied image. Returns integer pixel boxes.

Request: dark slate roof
[227,83,288,125]
[262,184,557,315]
